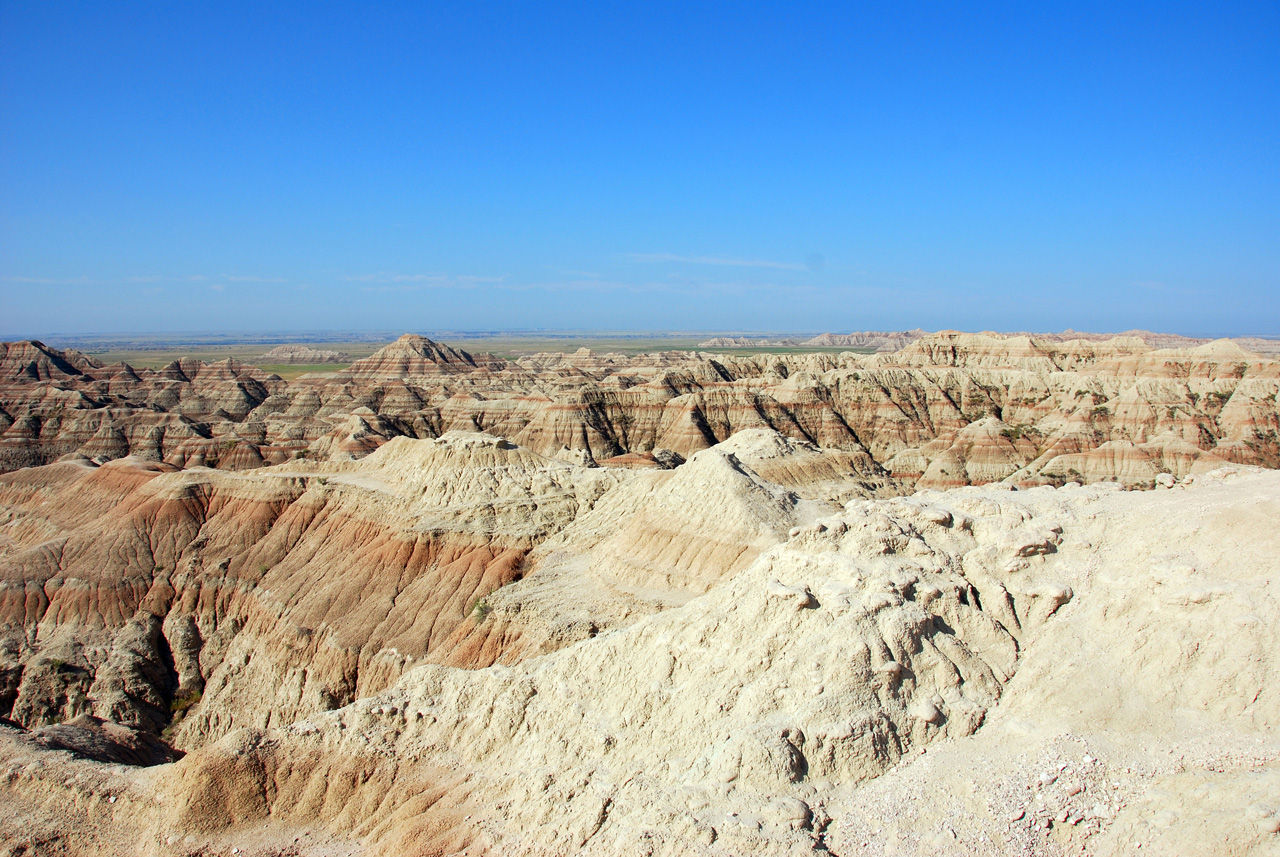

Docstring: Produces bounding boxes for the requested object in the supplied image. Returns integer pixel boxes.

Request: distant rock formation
[1008,329,1280,354]
[0,330,1277,488]
[801,329,927,350]
[707,329,1280,356]
[341,333,506,382]
[698,336,799,347]
[254,344,351,364]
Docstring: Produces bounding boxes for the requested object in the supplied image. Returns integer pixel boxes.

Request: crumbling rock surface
[0,464,1274,856]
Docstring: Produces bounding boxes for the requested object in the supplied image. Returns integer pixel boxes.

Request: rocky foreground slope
[0,443,1275,856]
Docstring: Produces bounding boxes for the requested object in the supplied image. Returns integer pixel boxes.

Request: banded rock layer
[1,332,1277,492]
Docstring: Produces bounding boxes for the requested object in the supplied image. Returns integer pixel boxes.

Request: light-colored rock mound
[715,427,901,501]
[434,436,837,667]
[254,344,351,364]
[801,329,926,351]
[698,336,799,348]
[0,467,1278,855]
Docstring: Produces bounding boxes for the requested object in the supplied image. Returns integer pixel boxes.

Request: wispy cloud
[349,272,506,293]
[348,273,447,285]
[519,278,650,294]
[1,275,97,285]
[3,273,282,286]
[547,267,603,279]
[626,253,807,271]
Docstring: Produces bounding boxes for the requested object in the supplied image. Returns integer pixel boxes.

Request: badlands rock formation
[802,330,927,350]
[797,329,1280,354]
[0,438,1276,855]
[255,345,352,364]
[697,337,800,348]
[1,331,1277,490]
[0,332,1277,856]
[1025,329,1280,355]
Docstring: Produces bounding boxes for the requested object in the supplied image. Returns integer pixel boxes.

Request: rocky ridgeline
[254,345,352,364]
[0,331,1277,489]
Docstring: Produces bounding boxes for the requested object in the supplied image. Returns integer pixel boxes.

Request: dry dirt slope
[0,458,1277,856]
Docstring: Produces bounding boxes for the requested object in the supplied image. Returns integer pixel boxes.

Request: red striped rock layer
[0,436,620,751]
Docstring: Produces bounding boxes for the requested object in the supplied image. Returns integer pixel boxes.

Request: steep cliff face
[3,333,1278,490]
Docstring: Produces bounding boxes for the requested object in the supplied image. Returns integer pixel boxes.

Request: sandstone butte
[0,331,1276,856]
[254,345,352,365]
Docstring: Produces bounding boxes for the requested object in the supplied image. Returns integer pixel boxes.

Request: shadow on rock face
[27,714,182,766]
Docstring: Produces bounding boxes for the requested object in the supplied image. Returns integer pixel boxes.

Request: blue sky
[1,2,1277,336]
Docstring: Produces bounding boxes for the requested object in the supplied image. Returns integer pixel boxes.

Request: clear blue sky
[2,2,1277,336]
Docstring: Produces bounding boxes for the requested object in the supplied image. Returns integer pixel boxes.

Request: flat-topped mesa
[883,330,1154,371]
[341,333,503,381]
[802,329,927,351]
[699,336,799,347]
[254,344,351,364]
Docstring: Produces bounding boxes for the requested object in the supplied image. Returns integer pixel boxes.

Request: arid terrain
[0,331,1278,856]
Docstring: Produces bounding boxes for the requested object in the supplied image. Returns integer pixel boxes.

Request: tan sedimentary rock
[2,465,1274,856]
[801,329,927,350]
[0,433,626,751]
[0,399,1276,857]
[341,333,505,381]
[2,332,1277,491]
[254,345,352,364]
[698,336,799,347]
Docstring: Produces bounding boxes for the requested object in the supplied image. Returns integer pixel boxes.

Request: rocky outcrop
[3,465,1275,856]
[698,337,799,347]
[254,345,351,364]
[341,333,505,381]
[0,435,625,752]
[801,329,927,350]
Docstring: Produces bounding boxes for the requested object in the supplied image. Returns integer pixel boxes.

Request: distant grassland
[251,364,353,380]
[80,334,877,375]
[463,336,878,357]
[86,342,385,375]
